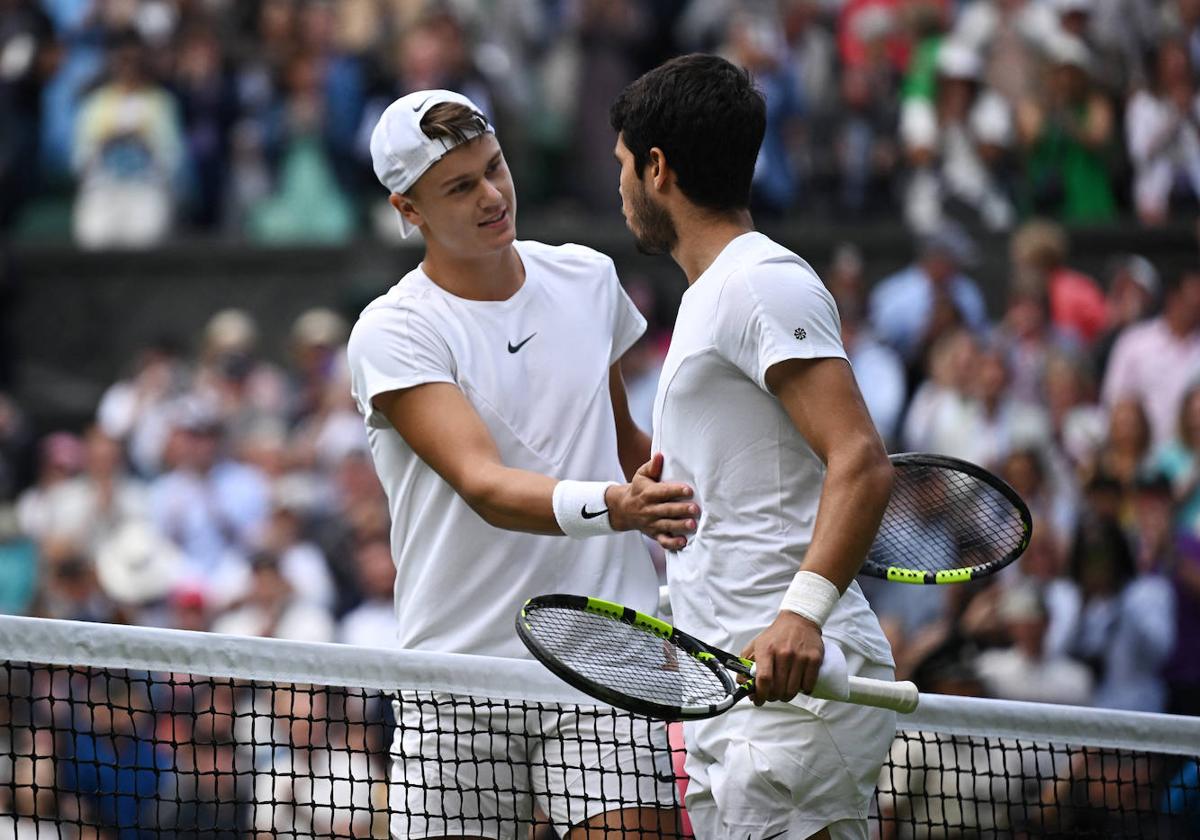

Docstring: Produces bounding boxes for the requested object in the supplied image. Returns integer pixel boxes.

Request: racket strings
[522,606,729,708]
[870,464,1027,573]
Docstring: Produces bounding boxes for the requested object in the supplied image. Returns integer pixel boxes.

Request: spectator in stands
[832,57,900,218]
[1016,33,1118,224]
[1167,533,1200,715]
[949,0,1056,106]
[173,22,236,231]
[1126,39,1200,226]
[1103,270,1200,449]
[246,48,354,243]
[337,534,400,648]
[15,432,86,551]
[1069,511,1135,674]
[71,29,184,249]
[1040,351,1105,478]
[724,10,805,214]
[901,327,978,453]
[901,40,1015,234]
[211,550,334,643]
[15,427,146,555]
[1000,446,1078,553]
[59,675,172,834]
[193,309,289,438]
[95,339,191,478]
[287,307,349,425]
[257,496,336,611]
[1009,219,1108,346]
[1091,398,1153,514]
[824,243,906,446]
[0,0,59,231]
[868,224,987,366]
[976,583,1094,705]
[33,549,115,624]
[1153,383,1200,536]
[1094,255,1160,382]
[1089,471,1177,712]
[149,400,270,583]
[1002,529,1081,659]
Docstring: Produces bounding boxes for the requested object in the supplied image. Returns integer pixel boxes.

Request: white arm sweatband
[552,480,618,538]
[780,570,841,628]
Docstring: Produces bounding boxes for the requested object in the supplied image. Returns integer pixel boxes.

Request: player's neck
[671,209,754,286]
[421,242,525,302]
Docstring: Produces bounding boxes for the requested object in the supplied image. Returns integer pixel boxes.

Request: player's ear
[390,193,423,229]
[647,147,670,193]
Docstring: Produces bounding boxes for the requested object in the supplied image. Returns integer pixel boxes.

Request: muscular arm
[609,363,652,480]
[373,383,695,539]
[744,357,894,702]
[771,357,894,591]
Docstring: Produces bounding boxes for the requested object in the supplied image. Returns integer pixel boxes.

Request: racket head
[516,594,749,721]
[862,452,1033,584]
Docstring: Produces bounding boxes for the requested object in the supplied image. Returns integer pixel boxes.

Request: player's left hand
[740,612,824,705]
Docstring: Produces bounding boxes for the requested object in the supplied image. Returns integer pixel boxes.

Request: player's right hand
[605,453,699,550]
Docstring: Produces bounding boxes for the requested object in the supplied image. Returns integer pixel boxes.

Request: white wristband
[780,570,840,628]
[552,480,619,538]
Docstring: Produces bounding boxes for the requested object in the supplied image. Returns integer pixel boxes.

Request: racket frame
[517,593,754,721]
[860,452,1034,585]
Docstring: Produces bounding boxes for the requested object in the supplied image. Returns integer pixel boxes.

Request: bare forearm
[802,443,894,591]
[460,465,562,534]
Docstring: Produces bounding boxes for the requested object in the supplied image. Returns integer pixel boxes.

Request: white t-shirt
[347,240,659,658]
[652,232,894,666]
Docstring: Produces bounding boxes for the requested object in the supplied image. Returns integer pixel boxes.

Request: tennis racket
[863,453,1032,585]
[516,594,919,722]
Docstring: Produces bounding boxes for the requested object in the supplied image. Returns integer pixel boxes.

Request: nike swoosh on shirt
[508,333,536,353]
[580,505,608,520]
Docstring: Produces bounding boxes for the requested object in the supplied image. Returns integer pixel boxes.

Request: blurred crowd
[0,304,401,655]
[2,0,1200,247]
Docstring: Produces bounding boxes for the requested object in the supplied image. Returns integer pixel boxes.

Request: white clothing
[976,648,1094,706]
[347,240,659,658]
[684,650,895,840]
[1126,90,1200,218]
[1093,574,1176,713]
[390,696,675,839]
[338,600,402,648]
[211,599,335,643]
[652,232,893,667]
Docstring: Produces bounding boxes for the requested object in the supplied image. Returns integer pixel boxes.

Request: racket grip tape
[844,676,919,714]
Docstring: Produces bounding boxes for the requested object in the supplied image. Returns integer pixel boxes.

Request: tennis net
[0,614,1196,838]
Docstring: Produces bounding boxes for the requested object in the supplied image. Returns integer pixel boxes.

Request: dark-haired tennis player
[611,56,897,839]
[347,91,687,838]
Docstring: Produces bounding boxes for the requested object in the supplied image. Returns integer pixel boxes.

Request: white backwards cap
[369,89,494,238]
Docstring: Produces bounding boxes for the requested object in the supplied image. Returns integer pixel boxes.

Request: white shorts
[389,693,679,839]
[683,650,896,840]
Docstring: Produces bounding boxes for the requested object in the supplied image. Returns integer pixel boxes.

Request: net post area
[0,614,1197,838]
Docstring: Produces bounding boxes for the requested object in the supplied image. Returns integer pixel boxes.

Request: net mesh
[869,457,1029,576]
[519,602,729,713]
[0,620,1197,838]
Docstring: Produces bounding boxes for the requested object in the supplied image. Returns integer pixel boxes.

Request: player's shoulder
[719,233,826,296]
[348,270,441,346]
[516,239,616,279]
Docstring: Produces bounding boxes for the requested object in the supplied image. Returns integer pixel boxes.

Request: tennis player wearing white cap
[347,90,690,838]
[611,56,897,840]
